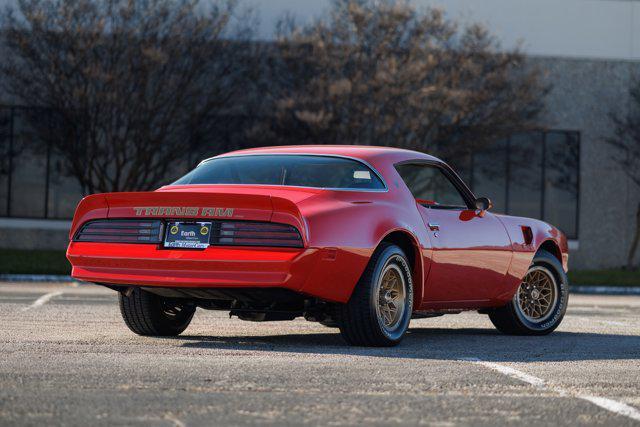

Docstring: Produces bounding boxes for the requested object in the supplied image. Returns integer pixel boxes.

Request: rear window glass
[172,155,386,190]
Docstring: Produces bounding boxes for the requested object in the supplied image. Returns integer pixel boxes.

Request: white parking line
[462,358,640,422]
[164,414,186,427]
[21,291,64,312]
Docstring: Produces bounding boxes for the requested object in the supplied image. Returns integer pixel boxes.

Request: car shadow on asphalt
[173,327,640,362]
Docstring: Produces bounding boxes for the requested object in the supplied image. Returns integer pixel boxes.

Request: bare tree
[1,0,255,193]
[250,0,547,162]
[608,83,640,270]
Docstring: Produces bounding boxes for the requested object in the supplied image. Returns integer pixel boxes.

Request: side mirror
[475,197,493,212]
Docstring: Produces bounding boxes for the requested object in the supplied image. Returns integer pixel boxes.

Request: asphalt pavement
[1,282,639,426]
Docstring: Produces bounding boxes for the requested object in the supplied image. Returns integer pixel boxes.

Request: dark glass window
[507,132,544,219]
[395,163,468,208]
[470,131,580,239]
[47,154,84,219]
[173,155,386,190]
[472,139,508,214]
[0,106,87,219]
[0,108,10,217]
[544,132,579,238]
[9,111,47,218]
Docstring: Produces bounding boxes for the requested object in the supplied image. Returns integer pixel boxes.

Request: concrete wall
[532,56,639,269]
[249,0,640,61]
[0,219,70,250]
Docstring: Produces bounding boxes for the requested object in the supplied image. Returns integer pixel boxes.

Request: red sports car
[67,146,569,346]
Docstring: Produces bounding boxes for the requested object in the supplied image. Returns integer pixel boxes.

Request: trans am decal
[133,207,234,217]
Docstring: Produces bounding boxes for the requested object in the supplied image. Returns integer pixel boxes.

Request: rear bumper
[68,241,317,287]
[66,242,368,303]
[67,242,372,303]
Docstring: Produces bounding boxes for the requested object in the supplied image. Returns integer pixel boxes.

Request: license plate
[164,221,212,249]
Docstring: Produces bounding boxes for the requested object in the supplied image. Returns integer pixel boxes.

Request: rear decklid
[69,185,320,241]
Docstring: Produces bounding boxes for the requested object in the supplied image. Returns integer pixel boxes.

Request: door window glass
[396,164,468,209]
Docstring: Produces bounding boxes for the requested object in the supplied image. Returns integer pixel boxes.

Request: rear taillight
[74,220,163,243]
[210,221,303,248]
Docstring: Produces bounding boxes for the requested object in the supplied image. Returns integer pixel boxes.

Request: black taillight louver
[210,221,303,248]
[74,220,163,243]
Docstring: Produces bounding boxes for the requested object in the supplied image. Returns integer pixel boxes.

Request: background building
[1,0,638,270]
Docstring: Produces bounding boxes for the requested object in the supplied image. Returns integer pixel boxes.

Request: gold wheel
[515,266,558,323]
[375,264,406,331]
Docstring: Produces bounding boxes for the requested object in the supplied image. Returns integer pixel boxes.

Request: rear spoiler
[69,191,306,242]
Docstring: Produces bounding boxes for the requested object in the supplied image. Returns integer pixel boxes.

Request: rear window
[172,155,386,190]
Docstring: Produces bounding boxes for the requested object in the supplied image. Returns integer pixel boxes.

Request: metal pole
[7,107,14,217]
[540,132,547,220]
[44,110,52,218]
[505,136,511,214]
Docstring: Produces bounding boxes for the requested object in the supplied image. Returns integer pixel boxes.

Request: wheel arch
[537,239,562,265]
[378,229,424,307]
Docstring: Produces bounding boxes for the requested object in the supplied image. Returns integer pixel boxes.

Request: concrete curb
[0,274,74,282]
[571,285,640,295]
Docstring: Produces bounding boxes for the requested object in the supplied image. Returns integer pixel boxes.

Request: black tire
[489,249,569,335]
[119,288,196,336]
[338,244,413,347]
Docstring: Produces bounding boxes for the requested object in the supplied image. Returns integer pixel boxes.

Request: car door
[395,162,513,305]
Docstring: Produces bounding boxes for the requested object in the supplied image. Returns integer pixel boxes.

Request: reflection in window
[0,109,10,217]
[544,132,579,238]
[47,155,84,219]
[10,110,47,217]
[471,131,579,239]
[508,132,543,219]
[395,164,468,208]
[472,139,507,214]
[0,107,89,219]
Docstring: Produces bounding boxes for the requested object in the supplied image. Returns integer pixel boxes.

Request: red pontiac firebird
[67,146,569,347]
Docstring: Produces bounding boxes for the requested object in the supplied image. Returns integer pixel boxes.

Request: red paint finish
[418,206,513,307]
[66,145,569,311]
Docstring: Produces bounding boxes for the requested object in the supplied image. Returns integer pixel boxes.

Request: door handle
[428,222,440,231]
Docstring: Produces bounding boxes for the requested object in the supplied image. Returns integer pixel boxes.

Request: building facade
[1,0,639,270]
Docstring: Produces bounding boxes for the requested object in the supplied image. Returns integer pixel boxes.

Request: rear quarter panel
[69,194,109,240]
[296,189,430,304]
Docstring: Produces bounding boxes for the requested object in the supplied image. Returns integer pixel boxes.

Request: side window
[396,163,469,209]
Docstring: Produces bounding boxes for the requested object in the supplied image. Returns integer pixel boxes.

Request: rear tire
[489,249,569,335]
[338,244,413,347]
[119,288,196,336]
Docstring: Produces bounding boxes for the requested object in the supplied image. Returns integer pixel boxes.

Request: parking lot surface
[1,282,639,426]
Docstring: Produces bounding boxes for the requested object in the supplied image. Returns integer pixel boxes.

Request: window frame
[394,159,477,210]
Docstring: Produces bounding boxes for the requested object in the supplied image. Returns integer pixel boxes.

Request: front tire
[338,244,413,347]
[489,249,569,335]
[119,288,196,336]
